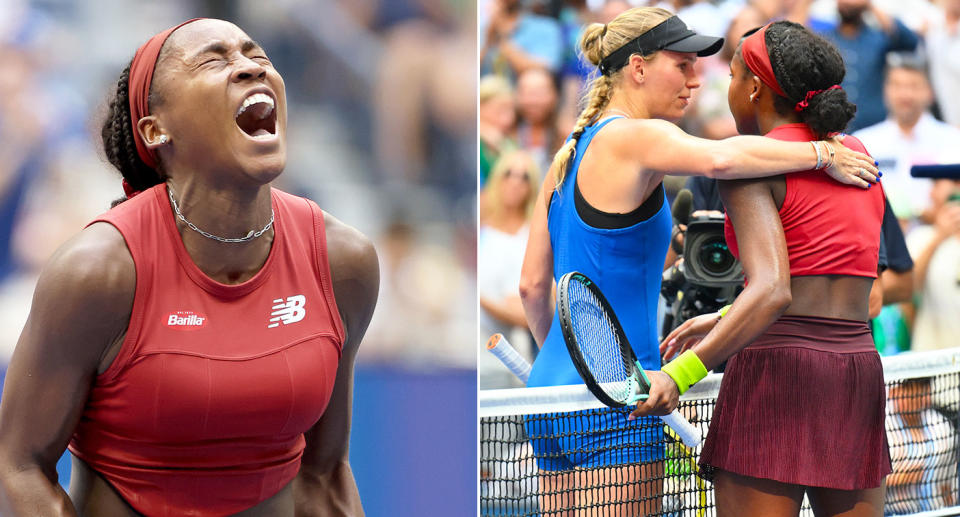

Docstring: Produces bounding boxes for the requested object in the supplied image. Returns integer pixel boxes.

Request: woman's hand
[660,313,719,361]
[629,370,679,419]
[823,136,880,188]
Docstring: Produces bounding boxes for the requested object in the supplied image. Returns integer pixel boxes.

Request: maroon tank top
[68,184,344,516]
[724,123,884,278]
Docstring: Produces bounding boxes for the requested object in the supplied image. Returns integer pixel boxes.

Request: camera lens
[697,237,735,276]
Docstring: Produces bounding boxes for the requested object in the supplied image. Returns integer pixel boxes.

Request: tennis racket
[486,333,531,383]
[557,271,703,447]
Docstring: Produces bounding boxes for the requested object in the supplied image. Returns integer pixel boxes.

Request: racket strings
[568,280,634,404]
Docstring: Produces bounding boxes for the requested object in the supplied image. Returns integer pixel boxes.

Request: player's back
[724,123,885,321]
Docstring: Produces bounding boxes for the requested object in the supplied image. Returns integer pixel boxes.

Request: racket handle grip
[660,410,702,448]
[486,334,532,384]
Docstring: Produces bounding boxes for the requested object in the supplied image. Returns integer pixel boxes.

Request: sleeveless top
[724,124,884,278]
[68,184,345,516]
[527,117,672,387]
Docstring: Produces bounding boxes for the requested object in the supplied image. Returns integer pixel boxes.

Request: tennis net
[480,349,960,516]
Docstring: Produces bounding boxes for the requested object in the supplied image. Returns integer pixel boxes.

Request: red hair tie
[121,179,141,199]
[124,18,204,199]
[741,24,786,98]
[794,85,842,113]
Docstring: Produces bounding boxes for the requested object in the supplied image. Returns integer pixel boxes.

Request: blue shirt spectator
[813,2,919,132]
[481,1,563,78]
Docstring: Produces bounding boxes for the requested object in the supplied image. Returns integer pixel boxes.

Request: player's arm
[605,118,877,187]
[294,214,378,517]
[634,178,791,417]
[689,178,792,369]
[686,178,793,368]
[479,295,528,329]
[519,173,556,347]
[0,223,134,517]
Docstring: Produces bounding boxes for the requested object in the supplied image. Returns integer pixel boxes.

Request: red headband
[128,18,204,170]
[740,24,786,98]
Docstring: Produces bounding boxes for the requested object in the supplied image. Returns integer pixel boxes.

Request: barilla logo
[166,311,208,330]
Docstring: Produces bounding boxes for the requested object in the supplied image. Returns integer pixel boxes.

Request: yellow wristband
[661,350,708,395]
[718,304,732,319]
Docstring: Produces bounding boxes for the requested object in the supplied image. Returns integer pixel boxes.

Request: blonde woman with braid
[518,7,880,515]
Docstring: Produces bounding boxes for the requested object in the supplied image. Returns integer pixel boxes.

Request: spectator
[373,2,476,195]
[652,0,730,38]
[885,377,958,514]
[478,150,541,388]
[479,75,518,186]
[855,54,960,222]
[906,179,960,352]
[514,67,560,175]
[926,0,960,127]
[480,0,564,78]
[814,0,920,132]
[0,43,49,284]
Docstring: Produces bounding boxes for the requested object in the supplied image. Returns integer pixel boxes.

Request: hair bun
[801,85,856,137]
[581,23,607,66]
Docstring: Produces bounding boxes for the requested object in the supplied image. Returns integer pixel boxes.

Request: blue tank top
[527,117,672,387]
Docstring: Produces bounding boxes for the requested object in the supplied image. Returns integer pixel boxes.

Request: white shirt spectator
[478,223,532,388]
[906,225,960,352]
[651,1,732,40]
[855,113,960,219]
[926,16,960,128]
[886,408,959,513]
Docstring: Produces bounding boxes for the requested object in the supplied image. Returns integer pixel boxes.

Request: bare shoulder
[717,177,782,217]
[322,212,379,351]
[323,212,379,286]
[596,118,684,157]
[717,176,780,195]
[603,117,679,140]
[36,222,134,309]
[23,221,135,367]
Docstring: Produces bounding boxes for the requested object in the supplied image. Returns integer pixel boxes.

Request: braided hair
[764,21,856,139]
[548,7,673,188]
[101,62,165,206]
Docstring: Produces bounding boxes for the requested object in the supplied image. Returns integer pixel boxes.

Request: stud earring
[158,135,169,145]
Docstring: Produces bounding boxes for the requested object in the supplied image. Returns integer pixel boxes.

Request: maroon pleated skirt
[698,315,891,489]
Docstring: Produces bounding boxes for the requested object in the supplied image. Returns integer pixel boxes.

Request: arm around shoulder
[295,213,378,517]
[602,118,794,179]
[614,119,875,185]
[0,222,134,517]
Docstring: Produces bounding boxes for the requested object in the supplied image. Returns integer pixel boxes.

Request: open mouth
[235,93,277,138]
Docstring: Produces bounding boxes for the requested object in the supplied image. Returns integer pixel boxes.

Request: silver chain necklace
[168,187,274,244]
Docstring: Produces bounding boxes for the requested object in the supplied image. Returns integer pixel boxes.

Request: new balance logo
[269,295,306,328]
[166,311,207,330]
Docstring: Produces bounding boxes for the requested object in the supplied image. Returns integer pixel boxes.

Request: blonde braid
[549,7,672,190]
[549,75,614,188]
